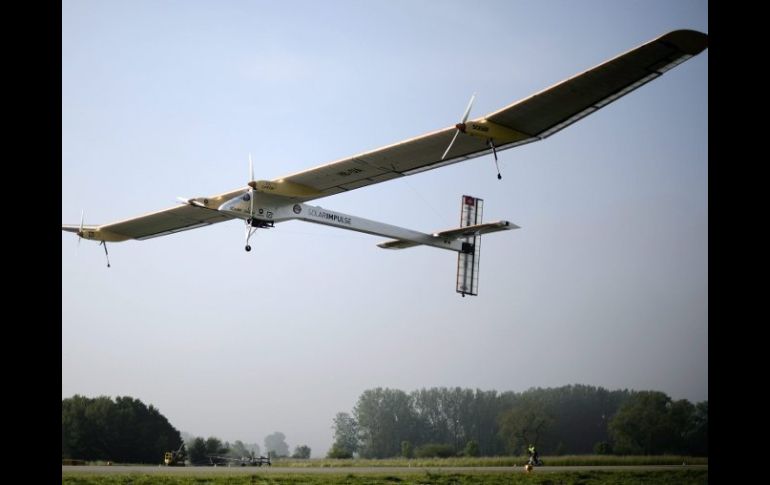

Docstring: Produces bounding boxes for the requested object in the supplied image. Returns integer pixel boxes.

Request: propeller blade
[248,153,255,217]
[176,197,206,207]
[78,209,84,246]
[441,93,476,161]
[441,129,461,161]
[461,93,476,123]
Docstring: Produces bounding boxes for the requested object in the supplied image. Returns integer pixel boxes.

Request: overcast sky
[62,0,708,457]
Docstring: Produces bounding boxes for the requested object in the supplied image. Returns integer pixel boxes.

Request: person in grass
[527,444,540,465]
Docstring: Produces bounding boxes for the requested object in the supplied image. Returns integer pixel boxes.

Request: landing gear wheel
[245,245,251,252]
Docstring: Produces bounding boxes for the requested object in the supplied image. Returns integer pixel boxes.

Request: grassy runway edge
[63,469,708,485]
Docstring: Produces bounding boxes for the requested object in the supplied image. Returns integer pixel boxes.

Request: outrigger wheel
[244,154,258,253]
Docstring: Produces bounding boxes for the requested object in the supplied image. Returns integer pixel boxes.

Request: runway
[63,464,707,475]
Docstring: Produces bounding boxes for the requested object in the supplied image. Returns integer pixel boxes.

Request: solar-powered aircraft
[63,30,708,296]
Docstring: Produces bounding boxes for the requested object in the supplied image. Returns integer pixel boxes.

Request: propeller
[73,210,110,267]
[441,93,476,161]
[176,197,208,208]
[77,209,84,247]
[248,153,255,219]
[249,152,254,183]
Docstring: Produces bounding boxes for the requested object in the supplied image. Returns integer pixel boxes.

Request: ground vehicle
[528,456,544,466]
[252,455,271,467]
[164,443,187,466]
[208,454,271,467]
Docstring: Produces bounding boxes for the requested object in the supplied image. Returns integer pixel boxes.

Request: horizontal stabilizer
[435,220,518,239]
[377,239,422,250]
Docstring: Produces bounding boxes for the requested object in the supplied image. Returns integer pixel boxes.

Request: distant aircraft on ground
[63,30,708,296]
[206,454,271,467]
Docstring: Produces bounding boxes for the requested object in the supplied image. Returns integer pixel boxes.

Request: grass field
[270,455,707,468]
[63,456,708,484]
[62,469,708,485]
[76,455,707,468]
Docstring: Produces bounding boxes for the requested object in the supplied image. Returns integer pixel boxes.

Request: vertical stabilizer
[456,195,483,296]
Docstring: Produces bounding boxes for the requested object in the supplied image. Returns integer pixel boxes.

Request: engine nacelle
[462,119,529,144]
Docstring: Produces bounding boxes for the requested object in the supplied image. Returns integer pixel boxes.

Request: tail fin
[456,195,483,296]
[376,195,518,296]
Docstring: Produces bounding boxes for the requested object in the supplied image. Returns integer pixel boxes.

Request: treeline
[185,437,257,464]
[329,385,707,458]
[62,395,182,463]
[184,432,311,463]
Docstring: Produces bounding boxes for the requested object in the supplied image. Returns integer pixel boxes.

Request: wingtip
[659,29,708,56]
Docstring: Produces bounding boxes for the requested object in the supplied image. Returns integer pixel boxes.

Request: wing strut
[245,224,256,252]
[100,241,111,268]
[487,139,502,180]
[245,153,257,252]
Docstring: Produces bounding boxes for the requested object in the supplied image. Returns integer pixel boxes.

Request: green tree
[292,445,311,459]
[609,391,694,454]
[443,387,476,451]
[460,389,507,456]
[344,385,632,457]
[533,384,628,454]
[355,388,419,458]
[498,396,553,454]
[401,440,414,458]
[205,437,227,456]
[411,388,449,447]
[228,440,260,459]
[188,437,207,465]
[414,443,455,458]
[668,399,696,453]
[686,401,708,456]
[594,441,613,454]
[62,395,182,463]
[463,440,479,457]
[554,442,566,456]
[327,443,353,459]
[264,432,289,458]
[331,412,359,457]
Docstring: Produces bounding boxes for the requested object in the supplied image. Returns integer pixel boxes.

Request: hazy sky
[62,0,708,457]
